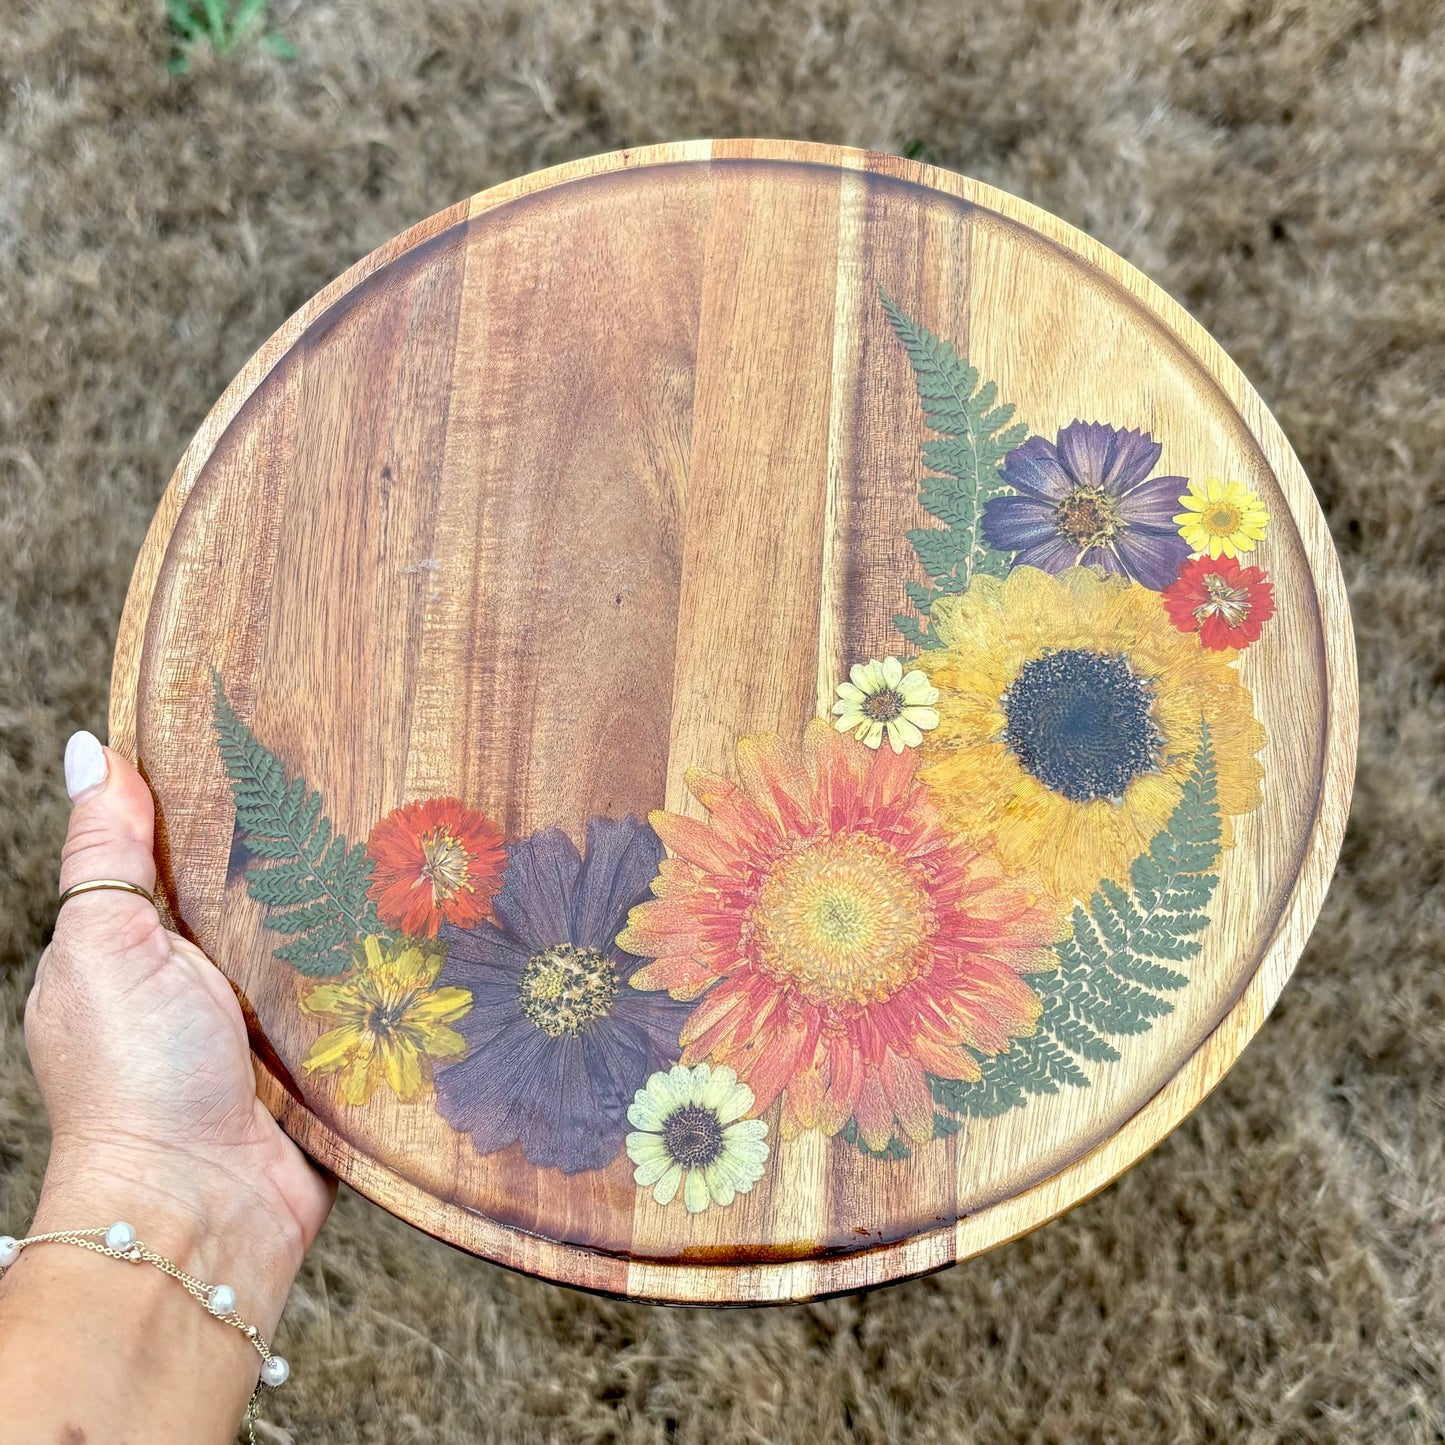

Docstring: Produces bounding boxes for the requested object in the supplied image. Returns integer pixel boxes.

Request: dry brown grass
[2,2,1442,1440]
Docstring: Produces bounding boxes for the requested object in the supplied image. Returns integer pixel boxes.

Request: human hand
[21,731,335,1329]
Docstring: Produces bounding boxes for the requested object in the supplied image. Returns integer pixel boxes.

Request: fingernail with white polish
[64,730,108,799]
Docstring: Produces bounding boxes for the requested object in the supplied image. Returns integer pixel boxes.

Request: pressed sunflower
[300,934,472,1106]
[626,1064,768,1213]
[618,722,1062,1152]
[832,655,940,752]
[366,796,505,937]
[1174,478,1270,559]
[912,566,1266,905]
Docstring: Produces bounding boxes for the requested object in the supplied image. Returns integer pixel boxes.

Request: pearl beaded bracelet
[0,1222,288,1443]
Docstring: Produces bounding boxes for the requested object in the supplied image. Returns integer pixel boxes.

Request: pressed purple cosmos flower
[434,815,690,1175]
[981,420,1193,590]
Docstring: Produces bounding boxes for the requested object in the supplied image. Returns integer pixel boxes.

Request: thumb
[58,730,159,899]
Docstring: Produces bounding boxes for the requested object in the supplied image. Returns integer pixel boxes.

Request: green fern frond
[880,288,1029,647]
[840,1118,914,1161]
[931,723,1222,1124]
[212,673,380,975]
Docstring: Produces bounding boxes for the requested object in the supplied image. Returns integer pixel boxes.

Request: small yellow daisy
[299,935,471,1106]
[832,655,940,753]
[1174,478,1270,559]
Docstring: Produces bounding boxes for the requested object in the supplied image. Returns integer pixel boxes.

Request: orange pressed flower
[366,797,505,937]
[618,722,1064,1152]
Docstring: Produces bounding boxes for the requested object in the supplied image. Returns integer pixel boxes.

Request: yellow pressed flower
[1174,478,1270,559]
[832,655,941,753]
[300,934,471,1106]
[911,566,1266,905]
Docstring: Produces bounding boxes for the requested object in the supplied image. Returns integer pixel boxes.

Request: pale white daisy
[625,1063,769,1213]
[831,655,940,753]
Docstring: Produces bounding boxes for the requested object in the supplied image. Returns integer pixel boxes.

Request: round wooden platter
[111,140,1357,1305]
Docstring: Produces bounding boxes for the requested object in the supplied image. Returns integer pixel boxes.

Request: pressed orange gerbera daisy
[618,722,1063,1152]
[366,797,505,937]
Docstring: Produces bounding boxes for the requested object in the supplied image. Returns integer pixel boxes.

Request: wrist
[0,1153,289,1445]
[30,1135,305,1334]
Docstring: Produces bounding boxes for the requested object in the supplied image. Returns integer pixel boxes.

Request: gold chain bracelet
[0,1221,289,1444]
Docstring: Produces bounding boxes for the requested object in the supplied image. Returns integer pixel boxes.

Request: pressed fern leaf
[212,673,380,975]
[931,724,1222,1124]
[840,1118,915,1161]
[880,288,1029,647]
[841,1111,977,1162]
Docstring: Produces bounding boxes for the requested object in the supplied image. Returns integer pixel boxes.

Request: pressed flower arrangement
[206,284,1284,1200]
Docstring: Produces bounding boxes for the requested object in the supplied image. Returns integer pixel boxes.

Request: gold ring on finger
[56,878,157,911]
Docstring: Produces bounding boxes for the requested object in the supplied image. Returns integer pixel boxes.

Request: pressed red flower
[366,798,506,937]
[618,722,1065,1152]
[1162,555,1275,651]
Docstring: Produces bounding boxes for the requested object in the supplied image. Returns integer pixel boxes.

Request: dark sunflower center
[517,944,618,1039]
[1054,487,1120,547]
[1002,649,1161,802]
[662,1104,725,1168]
[863,688,904,721]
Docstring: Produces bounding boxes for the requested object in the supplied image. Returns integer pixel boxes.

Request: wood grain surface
[109,140,1357,1305]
